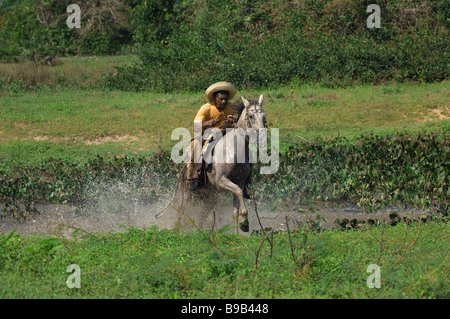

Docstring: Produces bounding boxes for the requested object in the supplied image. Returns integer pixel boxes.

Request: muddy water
[0,199,431,237]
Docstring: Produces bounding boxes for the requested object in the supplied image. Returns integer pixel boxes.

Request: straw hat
[204,81,236,103]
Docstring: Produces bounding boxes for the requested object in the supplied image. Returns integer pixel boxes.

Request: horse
[170,94,267,234]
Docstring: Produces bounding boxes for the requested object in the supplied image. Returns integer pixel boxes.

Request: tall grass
[0,55,138,90]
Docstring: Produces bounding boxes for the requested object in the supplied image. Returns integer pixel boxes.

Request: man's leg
[186,139,203,193]
[187,163,202,193]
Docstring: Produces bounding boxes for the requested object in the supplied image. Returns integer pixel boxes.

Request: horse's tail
[155,164,188,219]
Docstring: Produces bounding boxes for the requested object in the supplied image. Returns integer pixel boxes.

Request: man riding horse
[186,81,251,198]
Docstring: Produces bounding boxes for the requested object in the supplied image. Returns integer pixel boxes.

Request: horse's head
[240,94,266,130]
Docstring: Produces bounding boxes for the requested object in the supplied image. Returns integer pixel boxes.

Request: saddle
[195,121,236,188]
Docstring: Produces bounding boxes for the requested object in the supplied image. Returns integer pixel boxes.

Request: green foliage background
[106,0,450,91]
[1,1,449,299]
[1,0,449,89]
[0,0,135,58]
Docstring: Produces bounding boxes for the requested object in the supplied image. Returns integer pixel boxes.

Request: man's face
[215,92,229,111]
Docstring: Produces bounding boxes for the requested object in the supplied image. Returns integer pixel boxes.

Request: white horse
[205,94,266,232]
[167,95,267,233]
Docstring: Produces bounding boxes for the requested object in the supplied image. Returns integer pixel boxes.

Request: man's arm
[202,119,219,129]
[194,104,219,131]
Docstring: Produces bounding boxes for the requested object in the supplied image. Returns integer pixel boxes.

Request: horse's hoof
[239,219,249,232]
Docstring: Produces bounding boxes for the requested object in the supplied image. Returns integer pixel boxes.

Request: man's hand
[203,119,219,128]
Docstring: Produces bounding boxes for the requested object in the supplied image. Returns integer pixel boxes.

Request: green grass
[1,81,449,167]
[1,56,448,300]
[0,221,448,298]
[266,81,450,143]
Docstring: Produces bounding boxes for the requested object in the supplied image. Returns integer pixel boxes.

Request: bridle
[242,103,266,130]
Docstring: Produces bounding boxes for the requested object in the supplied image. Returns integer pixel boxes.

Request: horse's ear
[258,94,264,106]
[241,96,250,107]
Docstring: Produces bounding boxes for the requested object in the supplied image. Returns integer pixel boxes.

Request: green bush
[1,0,448,87]
[1,131,448,218]
[256,130,449,213]
[105,0,449,91]
[0,0,134,61]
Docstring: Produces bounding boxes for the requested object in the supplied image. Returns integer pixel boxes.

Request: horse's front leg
[237,184,249,233]
[232,194,239,234]
[218,176,249,233]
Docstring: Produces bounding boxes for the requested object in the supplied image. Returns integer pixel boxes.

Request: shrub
[256,130,449,213]
[1,131,448,218]
[105,0,449,92]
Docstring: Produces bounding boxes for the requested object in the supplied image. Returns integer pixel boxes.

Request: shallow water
[0,199,431,237]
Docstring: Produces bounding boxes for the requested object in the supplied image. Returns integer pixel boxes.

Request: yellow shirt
[194,102,237,129]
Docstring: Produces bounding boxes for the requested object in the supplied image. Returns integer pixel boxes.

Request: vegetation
[0,1,448,300]
[1,1,449,91]
[0,221,448,298]
[0,0,134,58]
[263,130,449,213]
[1,129,448,220]
[1,81,448,217]
[1,81,449,155]
[107,0,450,91]
[0,55,138,90]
